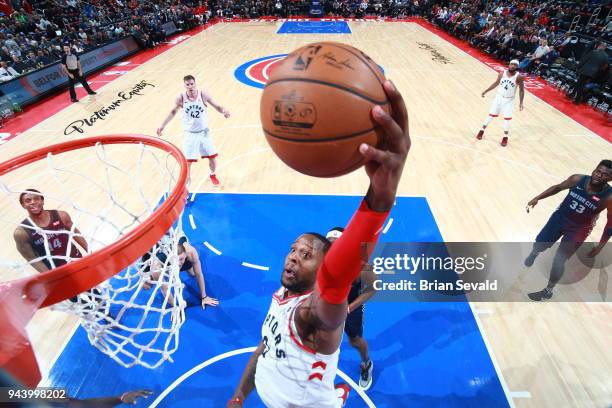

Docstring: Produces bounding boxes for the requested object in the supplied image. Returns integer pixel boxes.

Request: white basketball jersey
[496,70,519,99]
[181,91,209,132]
[255,288,341,408]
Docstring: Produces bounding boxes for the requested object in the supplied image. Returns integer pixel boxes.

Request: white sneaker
[359,360,373,390]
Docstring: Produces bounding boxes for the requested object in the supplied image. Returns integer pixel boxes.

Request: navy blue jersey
[348,278,362,303]
[558,176,610,227]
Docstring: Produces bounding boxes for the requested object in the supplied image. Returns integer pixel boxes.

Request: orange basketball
[260,42,390,178]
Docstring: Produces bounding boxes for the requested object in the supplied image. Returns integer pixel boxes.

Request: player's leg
[200,129,219,185]
[477,99,500,140]
[68,75,78,102]
[183,131,200,188]
[525,211,564,267]
[528,228,590,301]
[345,305,373,389]
[500,99,514,146]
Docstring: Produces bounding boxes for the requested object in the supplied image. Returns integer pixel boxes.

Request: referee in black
[61,44,96,103]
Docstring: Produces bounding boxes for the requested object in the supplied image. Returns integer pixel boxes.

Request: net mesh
[0,139,186,370]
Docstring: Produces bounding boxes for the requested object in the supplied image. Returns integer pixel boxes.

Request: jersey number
[190,111,200,119]
[51,238,62,249]
[569,200,585,214]
[261,334,286,359]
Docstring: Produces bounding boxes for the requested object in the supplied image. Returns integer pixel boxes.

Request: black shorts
[535,211,591,250]
[344,304,364,339]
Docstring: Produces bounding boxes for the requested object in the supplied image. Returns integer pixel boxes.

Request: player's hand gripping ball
[260,42,391,177]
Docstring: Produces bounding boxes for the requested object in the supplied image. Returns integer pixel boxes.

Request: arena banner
[0,37,140,108]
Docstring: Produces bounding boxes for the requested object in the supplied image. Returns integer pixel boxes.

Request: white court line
[148,346,376,408]
[203,241,222,255]
[474,309,494,315]
[509,391,532,399]
[188,214,196,230]
[382,217,394,234]
[241,261,269,271]
[468,302,516,407]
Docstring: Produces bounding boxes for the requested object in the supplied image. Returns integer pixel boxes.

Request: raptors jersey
[21,210,82,269]
[255,288,341,408]
[181,91,209,132]
[496,70,519,99]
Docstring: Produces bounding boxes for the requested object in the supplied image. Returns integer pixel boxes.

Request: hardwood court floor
[1,21,610,407]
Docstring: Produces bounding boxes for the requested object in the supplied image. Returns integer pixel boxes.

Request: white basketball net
[0,141,186,369]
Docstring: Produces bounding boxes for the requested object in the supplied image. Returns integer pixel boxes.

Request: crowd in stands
[428,1,610,106]
[0,0,205,81]
[0,0,609,109]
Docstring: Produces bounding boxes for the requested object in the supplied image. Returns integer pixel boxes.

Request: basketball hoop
[0,135,188,387]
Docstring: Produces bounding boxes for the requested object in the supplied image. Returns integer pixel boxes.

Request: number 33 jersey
[255,287,341,408]
[558,175,610,228]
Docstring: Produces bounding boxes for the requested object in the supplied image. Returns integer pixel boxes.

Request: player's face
[184,80,196,93]
[508,63,518,72]
[591,165,612,186]
[281,235,325,294]
[20,193,44,215]
[178,251,187,268]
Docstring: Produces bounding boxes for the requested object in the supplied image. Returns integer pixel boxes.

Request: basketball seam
[264,78,389,105]
[263,126,380,143]
[324,42,384,86]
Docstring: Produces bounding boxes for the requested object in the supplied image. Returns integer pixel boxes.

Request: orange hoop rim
[0,134,189,308]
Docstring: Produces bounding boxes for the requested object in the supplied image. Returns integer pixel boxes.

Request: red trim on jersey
[287,300,316,355]
[187,159,198,163]
[308,373,323,381]
[312,361,327,370]
[488,114,499,117]
[201,154,218,159]
[503,117,512,120]
[272,289,313,305]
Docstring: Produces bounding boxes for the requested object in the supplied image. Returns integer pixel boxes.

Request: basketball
[260,42,390,178]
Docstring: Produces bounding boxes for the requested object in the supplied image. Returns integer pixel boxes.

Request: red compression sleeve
[317,200,389,304]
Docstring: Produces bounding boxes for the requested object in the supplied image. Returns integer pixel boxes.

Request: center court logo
[234,54,287,89]
[235,54,385,89]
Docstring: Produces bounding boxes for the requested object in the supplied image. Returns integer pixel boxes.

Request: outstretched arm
[307,80,411,330]
[526,174,582,212]
[157,96,182,136]
[482,72,502,97]
[67,390,153,407]
[230,341,265,407]
[202,91,230,118]
[588,198,611,257]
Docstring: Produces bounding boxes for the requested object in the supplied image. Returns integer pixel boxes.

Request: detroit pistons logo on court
[234,54,288,89]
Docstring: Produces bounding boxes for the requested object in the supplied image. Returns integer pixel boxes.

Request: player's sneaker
[528,288,553,301]
[476,130,484,140]
[501,136,508,146]
[359,359,373,390]
[210,174,220,186]
[335,383,350,407]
